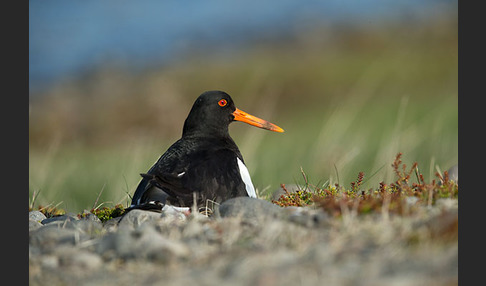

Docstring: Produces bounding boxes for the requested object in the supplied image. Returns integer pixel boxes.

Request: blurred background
[29,0,458,213]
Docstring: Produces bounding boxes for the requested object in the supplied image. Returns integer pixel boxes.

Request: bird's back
[131,135,249,208]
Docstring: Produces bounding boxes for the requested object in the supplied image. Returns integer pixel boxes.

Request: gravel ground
[29,197,458,286]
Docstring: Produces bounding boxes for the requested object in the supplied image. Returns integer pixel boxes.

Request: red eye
[218,99,227,107]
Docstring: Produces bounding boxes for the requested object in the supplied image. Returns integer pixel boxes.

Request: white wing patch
[237,157,256,198]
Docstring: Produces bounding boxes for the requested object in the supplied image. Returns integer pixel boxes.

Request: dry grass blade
[92,183,106,210]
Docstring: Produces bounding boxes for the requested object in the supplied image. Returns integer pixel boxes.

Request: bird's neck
[181,125,240,154]
[182,123,230,140]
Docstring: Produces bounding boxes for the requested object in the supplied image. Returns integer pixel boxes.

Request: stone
[435,198,458,210]
[283,206,329,227]
[29,223,89,251]
[29,210,47,222]
[447,164,458,183]
[117,209,164,229]
[103,216,123,232]
[438,164,458,186]
[216,197,285,222]
[405,196,419,206]
[41,215,78,225]
[70,219,104,236]
[39,255,59,269]
[95,223,189,262]
[56,247,103,270]
[29,219,43,231]
[79,212,103,223]
[161,205,190,221]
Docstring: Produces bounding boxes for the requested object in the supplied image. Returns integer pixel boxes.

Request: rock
[438,164,458,186]
[55,247,103,270]
[436,198,458,210]
[161,205,190,221]
[95,224,189,262]
[41,215,78,225]
[65,250,102,270]
[414,208,458,241]
[405,196,419,206]
[29,221,43,232]
[29,219,43,231]
[39,255,59,269]
[79,212,103,223]
[447,164,458,183]
[94,231,131,260]
[216,197,284,222]
[217,197,329,227]
[29,224,89,251]
[70,219,104,236]
[118,207,189,230]
[136,225,190,262]
[34,215,103,238]
[117,209,164,229]
[103,216,123,232]
[29,210,47,222]
[283,206,329,227]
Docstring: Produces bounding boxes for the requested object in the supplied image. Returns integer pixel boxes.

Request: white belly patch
[237,157,256,198]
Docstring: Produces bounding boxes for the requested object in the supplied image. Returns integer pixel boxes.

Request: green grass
[29,17,457,213]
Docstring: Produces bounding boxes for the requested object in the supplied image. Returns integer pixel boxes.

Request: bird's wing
[131,139,248,207]
[130,139,190,206]
[177,148,248,205]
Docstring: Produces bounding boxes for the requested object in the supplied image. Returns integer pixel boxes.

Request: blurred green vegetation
[29,16,457,213]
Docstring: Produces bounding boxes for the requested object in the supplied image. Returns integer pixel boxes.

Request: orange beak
[232,108,284,133]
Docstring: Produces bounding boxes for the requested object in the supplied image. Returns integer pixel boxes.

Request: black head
[182,90,284,138]
[182,90,235,137]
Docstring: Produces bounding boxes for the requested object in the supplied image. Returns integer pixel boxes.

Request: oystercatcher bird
[128,90,283,212]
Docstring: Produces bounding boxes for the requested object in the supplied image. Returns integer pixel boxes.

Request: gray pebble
[29,210,47,222]
[283,206,329,227]
[30,224,89,251]
[405,196,419,206]
[438,164,458,186]
[70,219,104,236]
[435,198,458,210]
[37,216,104,236]
[29,219,43,231]
[447,164,458,183]
[41,215,78,225]
[67,251,102,270]
[79,212,103,223]
[95,224,189,261]
[39,255,59,269]
[118,209,164,229]
[56,247,103,270]
[161,205,189,221]
[103,216,123,232]
[217,197,285,222]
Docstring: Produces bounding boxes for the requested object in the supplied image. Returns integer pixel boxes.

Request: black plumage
[129,90,283,212]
